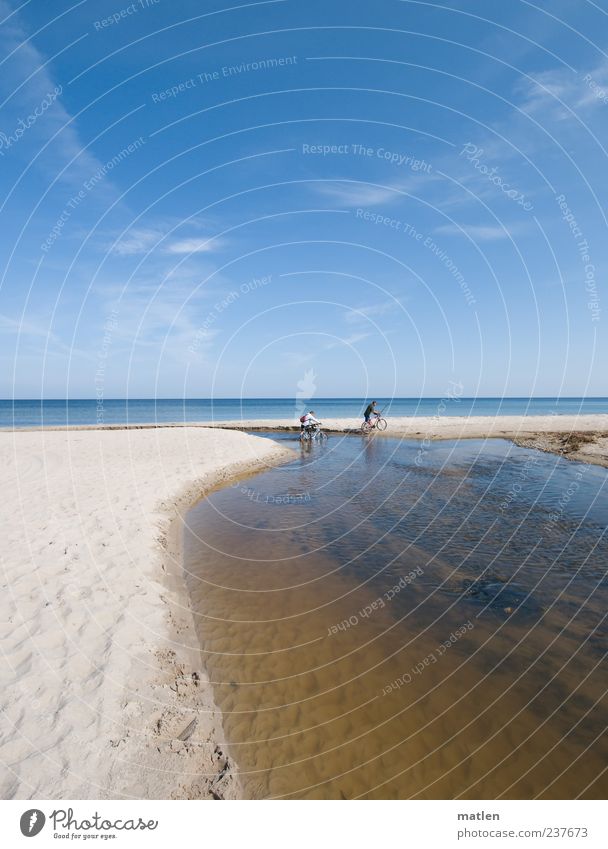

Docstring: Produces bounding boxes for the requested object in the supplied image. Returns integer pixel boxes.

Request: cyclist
[300,410,322,434]
[363,400,379,426]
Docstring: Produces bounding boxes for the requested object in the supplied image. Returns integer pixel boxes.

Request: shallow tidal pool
[184,434,608,799]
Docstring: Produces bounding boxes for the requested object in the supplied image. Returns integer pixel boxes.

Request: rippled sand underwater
[184,435,608,799]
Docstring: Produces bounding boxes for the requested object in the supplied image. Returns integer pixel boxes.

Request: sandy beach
[2,415,606,800]
[0,426,292,800]
[10,414,608,468]
[200,415,608,468]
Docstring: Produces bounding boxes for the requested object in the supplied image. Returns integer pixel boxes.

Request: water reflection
[184,436,608,799]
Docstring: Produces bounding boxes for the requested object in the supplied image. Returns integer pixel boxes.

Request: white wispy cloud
[344,300,404,323]
[515,59,608,122]
[325,332,371,349]
[0,312,93,360]
[110,228,221,256]
[434,223,528,241]
[111,228,164,256]
[165,237,218,255]
[0,312,56,340]
[0,1,111,188]
[96,287,220,365]
[312,180,411,207]
[440,58,608,214]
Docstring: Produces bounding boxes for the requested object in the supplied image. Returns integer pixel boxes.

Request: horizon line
[2,396,607,402]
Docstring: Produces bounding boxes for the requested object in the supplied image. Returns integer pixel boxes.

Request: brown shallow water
[183,435,608,799]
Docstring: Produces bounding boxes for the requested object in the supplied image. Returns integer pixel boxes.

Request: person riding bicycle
[363,400,379,425]
[300,410,321,433]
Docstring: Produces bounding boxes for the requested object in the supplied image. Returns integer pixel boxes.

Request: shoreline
[0,427,293,799]
[5,415,607,468]
[2,420,606,800]
[156,443,297,800]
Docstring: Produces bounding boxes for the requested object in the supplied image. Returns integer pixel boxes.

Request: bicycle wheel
[376,418,387,431]
[318,430,328,441]
[300,430,310,442]
[361,421,371,434]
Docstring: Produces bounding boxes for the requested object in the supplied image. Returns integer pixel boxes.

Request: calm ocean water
[2,397,608,428]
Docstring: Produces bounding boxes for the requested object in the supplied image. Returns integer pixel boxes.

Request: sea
[2,397,608,428]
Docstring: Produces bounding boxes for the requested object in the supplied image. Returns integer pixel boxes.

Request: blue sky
[0,0,606,398]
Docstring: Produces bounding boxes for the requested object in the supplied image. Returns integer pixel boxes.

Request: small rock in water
[462,576,542,619]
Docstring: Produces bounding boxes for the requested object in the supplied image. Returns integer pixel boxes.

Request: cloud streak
[110,227,222,257]
[515,59,608,122]
[325,331,371,349]
[0,1,103,184]
[344,299,404,323]
[434,222,528,241]
[312,179,414,207]
[165,237,219,255]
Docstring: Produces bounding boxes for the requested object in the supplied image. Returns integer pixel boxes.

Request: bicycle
[361,414,387,434]
[300,422,328,442]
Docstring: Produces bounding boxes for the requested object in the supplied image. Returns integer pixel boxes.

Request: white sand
[193,413,608,437]
[11,413,606,466]
[0,427,292,800]
[14,413,607,440]
[197,415,608,468]
[2,415,606,800]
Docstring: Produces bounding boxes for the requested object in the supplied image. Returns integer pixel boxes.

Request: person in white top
[300,410,321,432]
